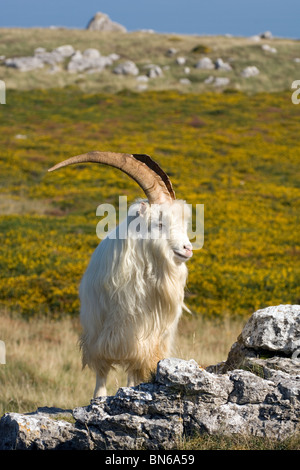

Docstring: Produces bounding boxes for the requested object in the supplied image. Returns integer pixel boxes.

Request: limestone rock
[67,50,111,73]
[262,44,277,53]
[82,48,101,59]
[166,48,178,57]
[241,305,300,354]
[215,58,232,71]
[179,78,191,85]
[0,305,299,450]
[144,64,163,78]
[260,31,273,39]
[0,408,90,450]
[5,56,44,72]
[176,57,186,65]
[113,60,139,76]
[86,12,126,33]
[67,49,119,73]
[195,57,214,70]
[214,77,230,87]
[209,304,300,375]
[53,45,75,58]
[241,66,260,78]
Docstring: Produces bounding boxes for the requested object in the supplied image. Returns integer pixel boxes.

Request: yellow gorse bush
[0,88,299,317]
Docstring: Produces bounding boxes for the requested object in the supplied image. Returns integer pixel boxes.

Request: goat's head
[48,151,193,263]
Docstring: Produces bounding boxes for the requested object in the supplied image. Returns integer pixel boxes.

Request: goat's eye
[158,222,163,230]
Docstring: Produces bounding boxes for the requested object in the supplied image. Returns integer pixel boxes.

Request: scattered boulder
[113,60,139,76]
[53,45,75,58]
[179,78,191,85]
[241,65,260,78]
[176,57,186,65]
[67,50,113,73]
[215,58,232,71]
[240,304,300,354]
[136,75,149,83]
[86,12,127,32]
[82,48,101,59]
[208,304,300,374]
[195,57,214,70]
[166,48,178,57]
[144,64,163,78]
[213,77,230,87]
[34,45,75,65]
[4,45,120,75]
[204,75,215,84]
[262,44,277,53]
[260,31,273,39]
[249,35,261,42]
[1,304,298,450]
[0,408,90,450]
[5,56,44,72]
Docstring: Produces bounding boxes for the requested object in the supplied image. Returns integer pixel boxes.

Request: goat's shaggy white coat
[79,199,192,397]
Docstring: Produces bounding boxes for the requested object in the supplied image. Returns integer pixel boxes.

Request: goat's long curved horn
[48,151,175,204]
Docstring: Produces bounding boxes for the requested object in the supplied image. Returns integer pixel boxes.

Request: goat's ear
[138,201,148,217]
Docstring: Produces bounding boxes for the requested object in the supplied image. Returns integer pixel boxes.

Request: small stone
[261,44,277,53]
[195,57,214,70]
[204,75,214,84]
[5,56,44,71]
[53,45,75,57]
[136,75,149,82]
[82,48,101,59]
[166,48,177,57]
[215,58,232,71]
[144,64,163,78]
[260,31,273,39]
[113,60,139,76]
[214,77,230,87]
[176,57,186,65]
[179,78,191,85]
[241,66,260,78]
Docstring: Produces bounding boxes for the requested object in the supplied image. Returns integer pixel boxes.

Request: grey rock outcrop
[195,57,214,70]
[67,50,116,73]
[0,305,299,450]
[86,12,127,33]
[215,58,232,71]
[241,66,260,78]
[5,45,76,71]
[208,304,300,375]
[4,45,119,74]
[5,56,45,72]
[113,60,139,76]
[144,64,163,78]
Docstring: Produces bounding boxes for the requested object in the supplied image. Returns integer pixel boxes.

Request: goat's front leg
[94,372,108,398]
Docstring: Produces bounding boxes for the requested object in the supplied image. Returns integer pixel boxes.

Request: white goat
[48,152,193,397]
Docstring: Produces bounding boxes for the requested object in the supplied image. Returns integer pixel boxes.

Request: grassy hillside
[0,87,299,318]
[0,28,300,94]
[0,29,299,449]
